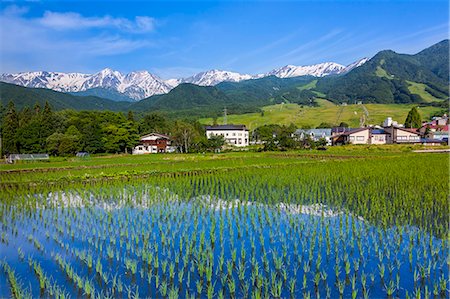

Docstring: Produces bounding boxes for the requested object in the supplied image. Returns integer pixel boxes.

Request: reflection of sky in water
[1,191,448,298]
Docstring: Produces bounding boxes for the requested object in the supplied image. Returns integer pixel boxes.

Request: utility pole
[223,107,227,125]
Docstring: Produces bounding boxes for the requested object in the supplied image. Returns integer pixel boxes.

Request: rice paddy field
[1,149,449,299]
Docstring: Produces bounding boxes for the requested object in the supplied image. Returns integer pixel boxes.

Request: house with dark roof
[205,125,249,147]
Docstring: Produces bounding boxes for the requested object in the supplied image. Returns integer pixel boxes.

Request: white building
[294,129,332,145]
[205,125,249,147]
[132,133,176,154]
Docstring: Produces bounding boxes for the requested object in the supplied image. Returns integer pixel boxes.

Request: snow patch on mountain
[0,68,171,100]
[266,62,346,78]
[341,57,370,73]
[179,69,253,86]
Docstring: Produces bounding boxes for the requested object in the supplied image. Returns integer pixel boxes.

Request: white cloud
[0,5,157,72]
[39,11,155,33]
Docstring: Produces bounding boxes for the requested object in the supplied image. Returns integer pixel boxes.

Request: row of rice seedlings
[1,260,32,299]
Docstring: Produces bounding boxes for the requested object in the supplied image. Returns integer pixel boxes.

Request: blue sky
[0,0,448,79]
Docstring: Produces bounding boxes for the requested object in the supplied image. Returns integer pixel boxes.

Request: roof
[371,129,390,135]
[421,138,448,143]
[205,125,248,131]
[422,124,449,131]
[395,127,420,134]
[295,128,332,136]
[331,127,354,134]
[432,131,449,136]
[140,133,171,141]
[340,127,369,136]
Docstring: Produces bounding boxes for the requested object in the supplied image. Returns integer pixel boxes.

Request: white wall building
[132,133,176,154]
[205,125,249,147]
[294,129,332,145]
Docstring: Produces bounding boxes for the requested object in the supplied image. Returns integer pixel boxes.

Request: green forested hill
[0,82,130,111]
[314,40,449,104]
[130,79,318,118]
[70,87,135,102]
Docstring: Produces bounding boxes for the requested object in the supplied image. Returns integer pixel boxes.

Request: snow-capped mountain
[341,57,370,74]
[266,62,346,78]
[0,71,90,92]
[0,68,171,100]
[170,70,253,87]
[0,58,369,101]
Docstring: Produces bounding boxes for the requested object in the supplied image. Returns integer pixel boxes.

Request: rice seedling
[0,151,447,298]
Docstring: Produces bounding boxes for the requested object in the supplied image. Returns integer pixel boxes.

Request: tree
[16,119,42,153]
[339,122,349,128]
[60,125,81,155]
[315,137,328,147]
[127,110,134,122]
[139,112,170,135]
[172,121,199,153]
[206,135,225,152]
[2,101,19,155]
[316,122,333,129]
[404,107,422,128]
[46,133,65,156]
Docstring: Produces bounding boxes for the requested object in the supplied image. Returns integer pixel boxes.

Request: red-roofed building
[133,133,176,154]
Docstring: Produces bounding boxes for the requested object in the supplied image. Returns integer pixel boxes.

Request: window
[356,136,364,141]
[233,133,236,136]
[409,135,419,140]
[226,133,229,136]
[349,136,355,140]
[398,136,407,140]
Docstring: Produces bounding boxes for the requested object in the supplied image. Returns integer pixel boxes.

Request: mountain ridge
[0,58,369,101]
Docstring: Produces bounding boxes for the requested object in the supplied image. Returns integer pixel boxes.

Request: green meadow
[199,100,443,130]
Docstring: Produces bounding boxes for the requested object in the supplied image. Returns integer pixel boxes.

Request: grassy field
[406,81,444,103]
[200,99,443,130]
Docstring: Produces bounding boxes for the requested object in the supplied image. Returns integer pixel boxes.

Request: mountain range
[0,59,368,101]
[1,40,448,118]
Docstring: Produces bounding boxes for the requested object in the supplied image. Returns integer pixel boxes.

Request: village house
[384,126,421,144]
[205,125,249,147]
[370,128,390,145]
[132,133,176,154]
[333,127,370,145]
[294,129,332,145]
[332,126,423,145]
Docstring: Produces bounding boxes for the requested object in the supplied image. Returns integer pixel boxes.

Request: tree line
[0,101,224,156]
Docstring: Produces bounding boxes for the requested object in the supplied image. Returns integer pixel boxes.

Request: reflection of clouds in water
[43,190,360,219]
[197,195,347,218]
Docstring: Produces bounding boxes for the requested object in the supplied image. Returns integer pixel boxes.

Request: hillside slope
[0,82,130,111]
[314,40,449,104]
